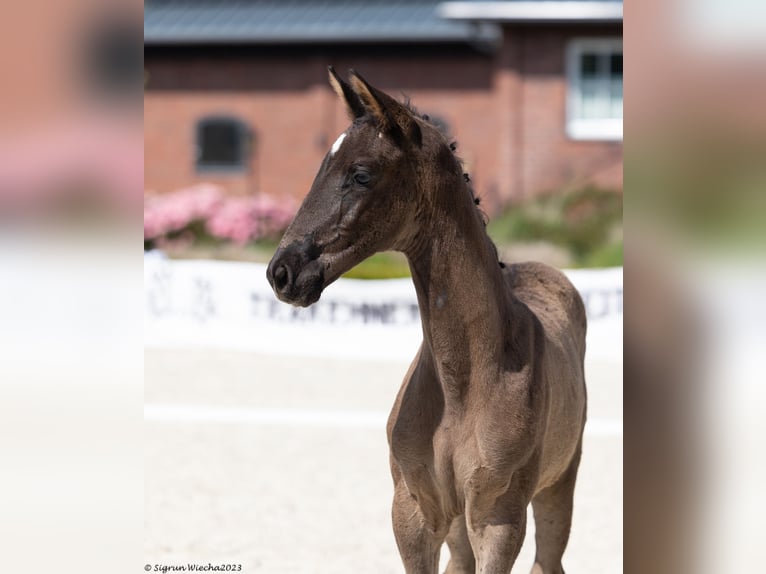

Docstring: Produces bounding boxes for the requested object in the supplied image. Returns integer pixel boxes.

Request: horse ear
[328,66,365,120]
[348,70,422,148]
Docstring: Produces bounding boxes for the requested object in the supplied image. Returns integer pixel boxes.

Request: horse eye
[353,172,371,186]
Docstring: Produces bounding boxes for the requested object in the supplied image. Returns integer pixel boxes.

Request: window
[196,117,251,171]
[566,38,623,140]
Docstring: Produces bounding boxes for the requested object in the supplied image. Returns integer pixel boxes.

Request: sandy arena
[145,349,622,573]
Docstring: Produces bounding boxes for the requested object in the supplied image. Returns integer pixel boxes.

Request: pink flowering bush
[206,197,261,245]
[144,184,296,248]
[144,184,223,239]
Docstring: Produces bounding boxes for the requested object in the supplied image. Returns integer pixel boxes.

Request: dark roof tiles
[145,0,499,45]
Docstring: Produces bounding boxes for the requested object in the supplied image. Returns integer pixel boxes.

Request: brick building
[144,0,622,212]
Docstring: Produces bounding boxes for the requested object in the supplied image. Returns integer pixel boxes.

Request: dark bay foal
[267,68,587,574]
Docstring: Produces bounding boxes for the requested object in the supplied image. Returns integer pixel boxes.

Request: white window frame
[566,38,623,141]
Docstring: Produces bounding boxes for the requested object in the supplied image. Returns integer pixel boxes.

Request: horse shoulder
[503,261,586,347]
[387,345,442,469]
[477,339,545,457]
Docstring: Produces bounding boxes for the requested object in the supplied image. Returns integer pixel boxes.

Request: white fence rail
[145,254,622,361]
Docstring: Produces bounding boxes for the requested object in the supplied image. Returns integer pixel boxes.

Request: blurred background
[143,0,623,271]
[0,0,142,219]
[0,1,143,573]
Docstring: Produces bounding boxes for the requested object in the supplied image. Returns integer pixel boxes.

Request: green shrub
[342,252,411,279]
[580,240,624,268]
[487,187,623,268]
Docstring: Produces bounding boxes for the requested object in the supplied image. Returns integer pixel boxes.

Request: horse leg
[463,467,534,574]
[529,444,582,574]
[466,507,527,574]
[392,479,444,574]
[444,514,475,574]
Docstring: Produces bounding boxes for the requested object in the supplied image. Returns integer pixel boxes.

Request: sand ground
[145,349,622,573]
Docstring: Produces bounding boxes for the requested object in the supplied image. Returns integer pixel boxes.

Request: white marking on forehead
[330,132,347,156]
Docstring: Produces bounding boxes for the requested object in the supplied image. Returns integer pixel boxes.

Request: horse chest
[389,358,529,523]
[390,413,471,518]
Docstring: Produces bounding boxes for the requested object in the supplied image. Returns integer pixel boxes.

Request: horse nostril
[273,264,290,292]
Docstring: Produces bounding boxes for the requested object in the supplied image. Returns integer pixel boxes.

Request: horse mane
[402,99,506,269]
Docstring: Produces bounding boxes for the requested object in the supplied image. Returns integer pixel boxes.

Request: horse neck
[404,169,511,402]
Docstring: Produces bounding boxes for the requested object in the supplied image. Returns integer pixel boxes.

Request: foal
[267,68,587,574]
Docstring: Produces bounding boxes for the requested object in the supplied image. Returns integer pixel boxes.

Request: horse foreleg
[392,479,445,574]
[466,512,527,574]
[464,470,531,574]
[444,514,476,574]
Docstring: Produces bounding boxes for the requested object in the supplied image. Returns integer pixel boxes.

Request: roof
[439,1,623,23]
[144,0,501,46]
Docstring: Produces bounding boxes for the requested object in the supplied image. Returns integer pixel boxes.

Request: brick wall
[145,27,622,212]
[513,26,623,199]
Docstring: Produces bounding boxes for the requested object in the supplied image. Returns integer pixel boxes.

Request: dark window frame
[195,116,252,173]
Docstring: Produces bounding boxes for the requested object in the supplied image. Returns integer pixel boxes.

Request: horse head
[267,68,444,307]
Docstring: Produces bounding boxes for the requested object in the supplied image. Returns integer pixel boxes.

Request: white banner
[144,253,622,361]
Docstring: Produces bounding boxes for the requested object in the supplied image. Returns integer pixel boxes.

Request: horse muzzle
[266,242,325,307]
